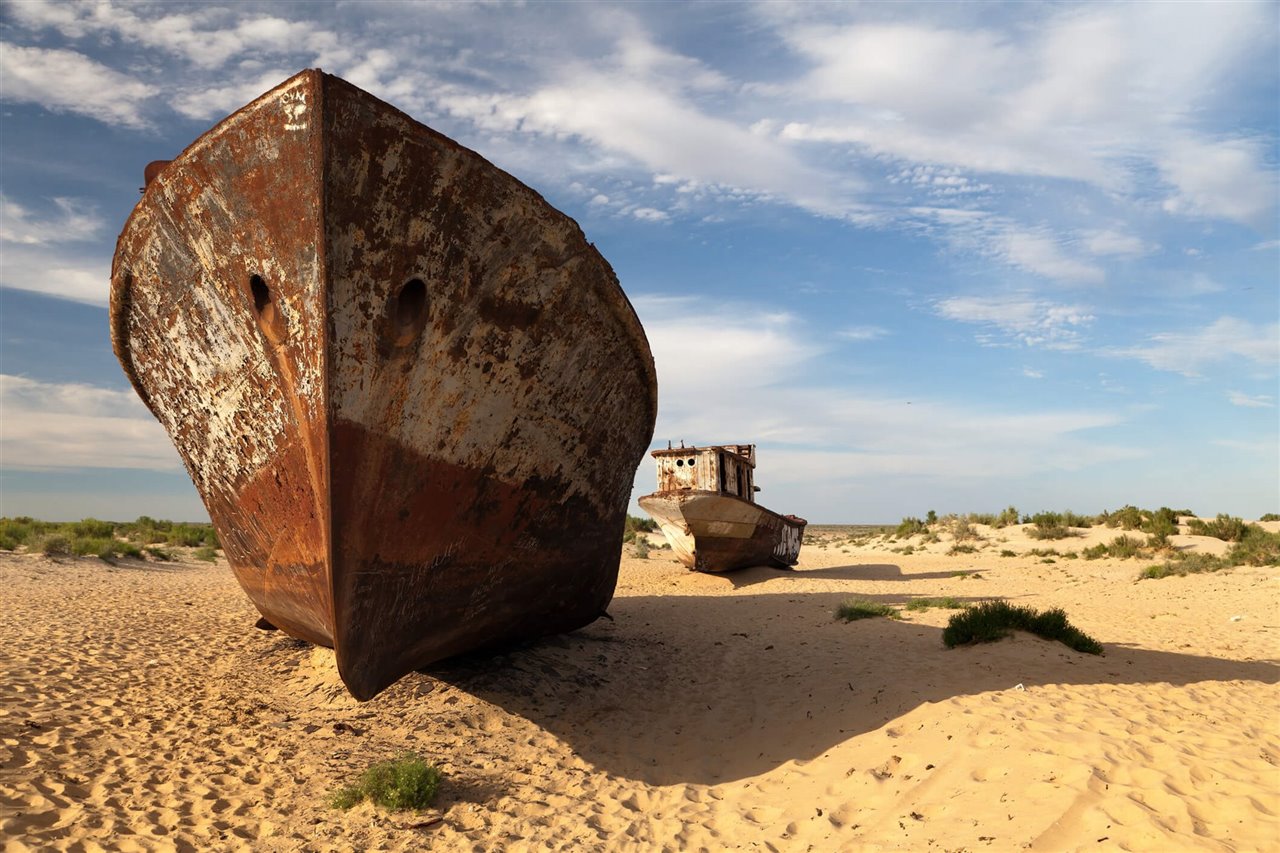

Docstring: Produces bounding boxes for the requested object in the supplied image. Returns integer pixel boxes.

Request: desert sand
[2,522,1277,852]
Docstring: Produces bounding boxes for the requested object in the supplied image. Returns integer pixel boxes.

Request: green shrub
[1141,553,1228,579]
[904,596,964,611]
[70,518,116,539]
[995,506,1020,528]
[942,600,1102,654]
[144,546,174,561]
[1026,512,1077,540]
[1259,513,1280,522]
[1107,505,1145,530]
[895,517,927,538]
[625,514,657,534]
[948,543,978,555]
[999,549,1016,557]
[0,518,39,548]
[332,753,442,812]
[1083,534,1146,560]
[1187,514,1248,542]
[836,599,900,621]
[194,546,219,563]
[634,538,651,559]
[39,534,71,556]
[925,510,938,525]
[1227,525,1280,566]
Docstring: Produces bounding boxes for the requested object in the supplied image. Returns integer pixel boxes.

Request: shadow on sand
[424,586,1278,787]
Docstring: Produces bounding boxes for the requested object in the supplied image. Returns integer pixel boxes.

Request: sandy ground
[2,522,1277,852]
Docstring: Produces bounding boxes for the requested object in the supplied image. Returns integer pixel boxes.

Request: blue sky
[1,0,1276,523]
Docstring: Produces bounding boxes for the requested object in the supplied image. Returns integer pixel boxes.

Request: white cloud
[0,244,111,304]
[0,194,103,245]
[1022,367,1044,379]
[936,294,1095,349]
[631,207,669,222]
[169,67,297,120]
[0,375,180,471]
[0,43,157,128]
[631,295,1137,500]
[997,228,1105,284]
[1112,317,1280,377]
[1159,136,1279,228]
[1227,391,1275,409]
[1082,229,1155,258]
[837,326,889,342]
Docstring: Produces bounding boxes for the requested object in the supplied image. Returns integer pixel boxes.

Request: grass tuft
[943,600,1102,654]
[331,753,442,812]
[904,596,964,611]
[835,599,900,621]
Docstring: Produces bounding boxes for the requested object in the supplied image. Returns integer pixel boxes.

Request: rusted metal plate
[110,70,657,699]
[639,445,805,572]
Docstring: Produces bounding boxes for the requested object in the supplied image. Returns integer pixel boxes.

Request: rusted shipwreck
[110,69,657,700]
[638,444,806,572]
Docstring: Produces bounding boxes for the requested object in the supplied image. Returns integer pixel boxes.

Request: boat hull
[110,70,657,699]
[638,491,806,573]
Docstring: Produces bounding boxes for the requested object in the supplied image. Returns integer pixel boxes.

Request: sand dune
[2,523,1277,851]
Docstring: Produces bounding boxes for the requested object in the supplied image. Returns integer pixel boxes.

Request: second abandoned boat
[639,444,806,572]
[110,70,657,700]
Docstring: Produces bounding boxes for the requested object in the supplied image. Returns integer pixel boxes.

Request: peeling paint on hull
[110,70,657,700]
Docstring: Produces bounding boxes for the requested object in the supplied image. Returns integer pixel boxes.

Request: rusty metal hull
[638,491,806,573]
[109,70,657,700]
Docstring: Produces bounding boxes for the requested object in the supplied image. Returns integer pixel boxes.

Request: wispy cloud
[1111,317,1280,377]
[935,295,1094,349]
[0,375,179,471]
[837,326,890,342]
[0,42,157,128]
[0,194,103,245]
[1226,391,1275,409]
[635,295,1135,489]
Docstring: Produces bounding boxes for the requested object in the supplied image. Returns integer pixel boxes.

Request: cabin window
[676,459,684,467]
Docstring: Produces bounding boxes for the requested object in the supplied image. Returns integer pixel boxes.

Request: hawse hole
[391,278,429,347]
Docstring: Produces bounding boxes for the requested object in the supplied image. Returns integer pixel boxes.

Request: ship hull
[110,70,657,700]
[638,491,806,573]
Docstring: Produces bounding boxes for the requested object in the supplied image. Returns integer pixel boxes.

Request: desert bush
[835,599,900,621]
[70,518,116,539]
[144,546,174,561]
[904,596,964,611]
[634,538,651,559]
[995,506,1020,528]
[1260,513,1280,522]
[895,517,927,538]
[1082,535,1145,560]
[1141,553,1228,579]
[1027,512,1077,540]
[625,514,657,534]
[965,512,997,526]
[1187,514,1248,542]
[38,534,71,556]
[950,517,981,542]
[1226,525,1280,566]
[0,517,43,548]
[926,510,938,525]
[999,549,1016,557]
[1106,505,1145,530]
[194,546,219,563]
[948,543,978,555]
[332,753,442,812]
[942,600,1102,654]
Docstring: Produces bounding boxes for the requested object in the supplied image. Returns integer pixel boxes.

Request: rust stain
[110,70,657,700]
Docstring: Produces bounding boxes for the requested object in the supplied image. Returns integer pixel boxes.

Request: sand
[2,522,1277,852]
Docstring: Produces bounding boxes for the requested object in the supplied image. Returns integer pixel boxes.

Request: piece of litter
[1230,615,1243,622]
[1013,683,1025,691]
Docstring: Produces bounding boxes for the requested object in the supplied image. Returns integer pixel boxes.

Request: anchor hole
[391,278,429,347]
